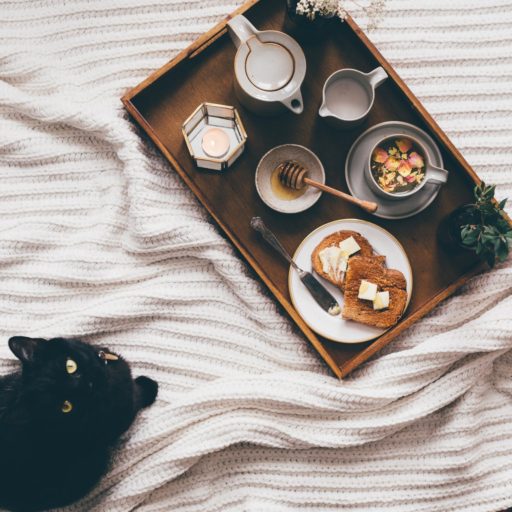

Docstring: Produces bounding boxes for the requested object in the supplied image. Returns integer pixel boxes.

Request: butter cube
[338,236,361,256]
[358,280,378,301]
[373,291,390,310]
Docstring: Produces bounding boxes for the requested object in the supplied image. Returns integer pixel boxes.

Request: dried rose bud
[397,161,412,176]
[396,139,412,153]
[384,157,400,171]
[408,152,424,168]
[372,147,388,163]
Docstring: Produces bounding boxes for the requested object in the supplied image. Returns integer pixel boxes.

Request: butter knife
[250,217,341,316]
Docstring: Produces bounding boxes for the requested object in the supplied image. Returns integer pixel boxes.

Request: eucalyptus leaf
[484,225,498,233]
[461,229,479,245]
[481,234,496,244]
[496,242,509,262]
[460,225,472,238]
[496,218,510,232]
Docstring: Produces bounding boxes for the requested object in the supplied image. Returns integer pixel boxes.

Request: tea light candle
[201,128,230,158]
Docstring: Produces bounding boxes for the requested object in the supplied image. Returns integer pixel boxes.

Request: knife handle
[250,217,298,270]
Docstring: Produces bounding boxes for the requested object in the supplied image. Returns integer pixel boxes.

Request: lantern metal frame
[182,102,247,171]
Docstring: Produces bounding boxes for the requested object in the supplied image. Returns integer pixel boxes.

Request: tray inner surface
[128,0,480,375]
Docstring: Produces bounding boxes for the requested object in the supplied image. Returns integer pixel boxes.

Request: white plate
[288,219,413,343]
[345,121,444,220]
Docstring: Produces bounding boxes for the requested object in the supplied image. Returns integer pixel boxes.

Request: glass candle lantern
[182,103,247,171]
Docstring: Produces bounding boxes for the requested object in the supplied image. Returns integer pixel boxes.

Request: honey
[270,165,306,201]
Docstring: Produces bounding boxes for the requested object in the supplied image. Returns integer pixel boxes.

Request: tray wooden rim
[122,0,506,379]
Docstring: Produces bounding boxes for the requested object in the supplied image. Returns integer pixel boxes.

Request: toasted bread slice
[342,256,407,329]
[311,231,381,290]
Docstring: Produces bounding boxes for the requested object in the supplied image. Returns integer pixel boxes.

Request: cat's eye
[61,400,73,414]
[66,359,78,374]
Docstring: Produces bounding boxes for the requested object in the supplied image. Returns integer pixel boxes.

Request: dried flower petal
[384,157,400,171]
[372,147,388,163]
[397,161,412,176]
[396,139,412,153]
[408,151,424,168]
[383,174,394,185]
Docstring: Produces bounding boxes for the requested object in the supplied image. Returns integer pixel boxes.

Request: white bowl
[255,144,325,214]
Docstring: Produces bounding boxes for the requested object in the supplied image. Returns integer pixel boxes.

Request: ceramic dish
[227,15,306,115]
[345,121,444,219]
[366,133,448,200]
[288,219,412,343]
[255,144,325,214]
[319,67,387,129]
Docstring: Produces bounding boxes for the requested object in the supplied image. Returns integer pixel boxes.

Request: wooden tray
[122,0,488,378]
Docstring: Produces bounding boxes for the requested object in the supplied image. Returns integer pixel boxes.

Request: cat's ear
[8,336,44,363]
[134,376,158,410]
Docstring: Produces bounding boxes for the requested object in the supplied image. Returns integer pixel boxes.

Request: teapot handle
[281,91,304,115]
[227,15,260,49]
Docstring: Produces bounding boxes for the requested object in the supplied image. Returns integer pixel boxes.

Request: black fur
[0,336,158,511]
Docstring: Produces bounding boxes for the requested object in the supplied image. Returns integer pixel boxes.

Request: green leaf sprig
[460,183,512,267]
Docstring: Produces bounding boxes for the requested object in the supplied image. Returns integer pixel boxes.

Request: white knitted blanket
[1,1,511,511]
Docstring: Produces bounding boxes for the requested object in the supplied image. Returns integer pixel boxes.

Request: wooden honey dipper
[277,161,378,213]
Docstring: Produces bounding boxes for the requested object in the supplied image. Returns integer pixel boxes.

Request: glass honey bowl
[182,102,247,171]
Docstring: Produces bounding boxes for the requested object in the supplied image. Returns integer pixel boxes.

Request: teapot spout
[281,91,304,115]
[227,15,260,49]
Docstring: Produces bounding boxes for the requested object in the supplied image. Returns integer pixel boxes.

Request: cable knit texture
[0,0,511,511]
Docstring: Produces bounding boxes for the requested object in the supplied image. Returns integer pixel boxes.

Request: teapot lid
[245,38,294,92]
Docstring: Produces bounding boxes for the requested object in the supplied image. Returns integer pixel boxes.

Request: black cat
[0,336,158,512]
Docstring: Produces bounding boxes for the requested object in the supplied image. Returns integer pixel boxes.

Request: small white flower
[294,0,385,29]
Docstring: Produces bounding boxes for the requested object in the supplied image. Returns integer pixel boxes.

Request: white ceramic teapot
[227,15,306,116]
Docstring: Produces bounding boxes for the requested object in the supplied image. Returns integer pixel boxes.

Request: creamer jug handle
[366,66,388,89]
[227,15,260,49]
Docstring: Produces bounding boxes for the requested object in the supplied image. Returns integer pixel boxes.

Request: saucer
[255,144,325,214]
[345,121,444,219]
